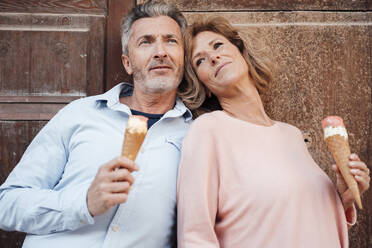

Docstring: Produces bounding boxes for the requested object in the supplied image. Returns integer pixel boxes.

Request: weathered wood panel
[0,7,106,248]
[0,121,46,183]
[105,0,134,91]
[0,29,88,95]
[0,120,47,248]
[0,13,105,97]
[0,0,107,14]
[0,103,67,120]
[160,0,371,11]
[186,11,372,248]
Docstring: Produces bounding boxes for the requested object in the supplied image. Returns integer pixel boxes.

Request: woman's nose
[209,53,220,65]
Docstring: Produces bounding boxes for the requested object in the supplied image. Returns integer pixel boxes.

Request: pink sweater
[177,111,354,248]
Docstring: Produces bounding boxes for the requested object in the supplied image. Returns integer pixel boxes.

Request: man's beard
[132,65,183,94]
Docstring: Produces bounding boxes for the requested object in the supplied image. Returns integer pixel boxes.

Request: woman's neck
[218,81,274,126]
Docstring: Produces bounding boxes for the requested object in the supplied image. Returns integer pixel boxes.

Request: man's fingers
[101,193,129,209]
[108,193,129,205]
[110,168,135,185]
[105,157,139,172]
[107,181,131,193]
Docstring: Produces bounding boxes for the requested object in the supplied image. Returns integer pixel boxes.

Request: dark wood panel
[0,0,107,14]
[0,30,88,95]
[105,0,135,91]
[0,121,47,183]
[0,231,25,248]
[0,96,81,103]
[162,0,369,11]
[87,15,105,95]
[0,13,105,97]
[0,103,65,120]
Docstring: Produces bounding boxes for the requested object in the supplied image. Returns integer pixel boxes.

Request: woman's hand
[332,153,370,211]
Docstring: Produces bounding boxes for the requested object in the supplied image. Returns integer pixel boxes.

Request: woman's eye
[196,58,205,67]
[214,42,223,49]
[168,39,177,44]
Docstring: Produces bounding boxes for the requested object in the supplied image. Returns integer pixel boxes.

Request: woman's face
[191,31,249,97]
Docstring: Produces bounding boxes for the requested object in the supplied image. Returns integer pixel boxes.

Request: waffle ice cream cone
[322,116,362,209]
[121,115,148,161]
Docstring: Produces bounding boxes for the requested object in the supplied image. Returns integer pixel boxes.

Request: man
[0,2,191,247]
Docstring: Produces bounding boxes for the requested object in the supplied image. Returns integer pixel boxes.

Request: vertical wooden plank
[105,0,135,91]
[87,15,106,95]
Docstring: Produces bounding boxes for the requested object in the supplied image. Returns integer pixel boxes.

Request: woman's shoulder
[191,111,222,128]
[276,121,305,139]
[184,111,223,140]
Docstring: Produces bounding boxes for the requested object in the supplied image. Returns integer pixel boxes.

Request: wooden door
[0,0,133,247]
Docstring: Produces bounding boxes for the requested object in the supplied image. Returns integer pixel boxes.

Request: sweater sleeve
[177,118,220,248]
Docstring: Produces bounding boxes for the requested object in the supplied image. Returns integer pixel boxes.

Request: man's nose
[153,41,168,59]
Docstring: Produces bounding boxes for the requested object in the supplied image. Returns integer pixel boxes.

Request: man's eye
[214,42,223,49]
[196,58,204,67]
[139,40,149,45]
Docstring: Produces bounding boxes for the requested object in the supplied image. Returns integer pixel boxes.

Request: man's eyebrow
[192,38,218,61]
[135,35,154,44]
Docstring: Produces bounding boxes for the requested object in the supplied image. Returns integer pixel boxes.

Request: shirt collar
[96,82,192,121]
[96,82,132,108]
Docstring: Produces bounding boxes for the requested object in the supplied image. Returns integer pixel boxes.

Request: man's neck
[120,87,177,114]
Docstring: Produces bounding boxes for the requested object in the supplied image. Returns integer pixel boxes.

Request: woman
[177,17,370,247]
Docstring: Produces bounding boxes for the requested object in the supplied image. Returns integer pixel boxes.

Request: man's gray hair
[121,1,187,55]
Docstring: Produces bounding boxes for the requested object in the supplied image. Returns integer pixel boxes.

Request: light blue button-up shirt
[0,83,192,248]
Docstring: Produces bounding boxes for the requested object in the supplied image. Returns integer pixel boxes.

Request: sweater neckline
[219,110,278,128]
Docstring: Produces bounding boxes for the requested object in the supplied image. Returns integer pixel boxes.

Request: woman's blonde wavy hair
[177,16,274,116]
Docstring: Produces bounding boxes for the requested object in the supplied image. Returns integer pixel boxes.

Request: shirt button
[81,220,86,224]
[141,148,145,153]
[112,225,119,232]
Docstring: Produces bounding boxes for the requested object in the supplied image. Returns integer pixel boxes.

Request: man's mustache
[148,59,174,71]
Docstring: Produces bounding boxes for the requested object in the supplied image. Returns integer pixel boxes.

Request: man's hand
[87,157,139,217]
[332,153,370,210]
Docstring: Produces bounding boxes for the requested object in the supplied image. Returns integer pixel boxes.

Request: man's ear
[121,54,133,75]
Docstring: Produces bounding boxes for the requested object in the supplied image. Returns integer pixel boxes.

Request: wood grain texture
[0,231,25,248]
[0,13,105,97]
[0,0,107,14]
[0,121,47,248]
[186,11,372,248]
[162,0,370,11]
[105,0,135,91]
[0,96,82,103]
[0,6,106,247]
[0,103,66,120]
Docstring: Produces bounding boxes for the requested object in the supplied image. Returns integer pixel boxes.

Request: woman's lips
[215,62,231,77]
